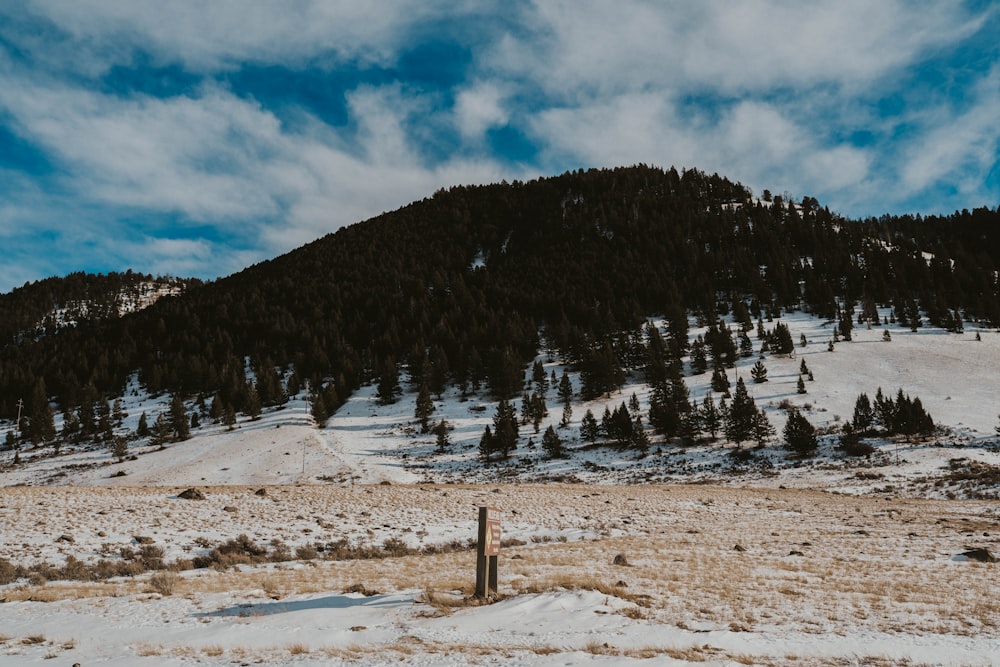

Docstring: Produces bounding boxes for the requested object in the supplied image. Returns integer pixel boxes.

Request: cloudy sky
[1,1,998,291]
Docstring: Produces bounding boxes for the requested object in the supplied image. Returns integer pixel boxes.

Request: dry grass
[147,571,179,596]
[2,483,997,664]
[285,642,310,655]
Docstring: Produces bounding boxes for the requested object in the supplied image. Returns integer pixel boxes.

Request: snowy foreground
[2,310,1000,664]
[2,484,998,666]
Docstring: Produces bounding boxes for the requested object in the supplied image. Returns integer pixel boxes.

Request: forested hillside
[2,165,999,444]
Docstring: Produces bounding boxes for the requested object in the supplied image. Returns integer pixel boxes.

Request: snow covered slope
[3,309,998,497]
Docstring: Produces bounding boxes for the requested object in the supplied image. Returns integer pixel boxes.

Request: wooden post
[475,506,500,599]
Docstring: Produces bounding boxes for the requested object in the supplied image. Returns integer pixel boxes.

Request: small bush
[295,545,320,560]
[148,571,178,596]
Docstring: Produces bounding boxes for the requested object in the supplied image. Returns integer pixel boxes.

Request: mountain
[2,164,1000,455]
[0,271,195,346]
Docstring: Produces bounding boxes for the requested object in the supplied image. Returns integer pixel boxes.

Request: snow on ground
[3,308,1000,496]
[2,310,1000,665]
[1,484,998,666]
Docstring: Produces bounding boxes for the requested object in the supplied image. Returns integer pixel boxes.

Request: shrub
[148,571,179,596]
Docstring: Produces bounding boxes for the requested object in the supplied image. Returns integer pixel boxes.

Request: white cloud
[0,0,997,290]
[900,65,1000,198]
[17,0,475,73]
[496,1,986,99]
[455,82,508,140]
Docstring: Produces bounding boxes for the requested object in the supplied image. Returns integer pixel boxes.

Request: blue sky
[1,1,999,292]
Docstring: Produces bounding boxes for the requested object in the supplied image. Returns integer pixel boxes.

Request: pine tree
[690,339,708,374]
[560,403,572,428]
[629,392,640,415]
[750,360,768,383]
[882,329,891,342]
[244,384,262,420]
[110,435,129,462]
[772,322,794,354]
[150,413,172,447]
[557,370,573,406]
[580,409,599,443]
[415,384,434,433]
[711,366,730,394]
[223,405,237,431]
[725,378,757,447]
[169,393,190,442]
[752,409,775,447]
[479,425,496,462]
[542,425,563,458]
[28,378,56,445]
[630,416,650,456]
[852,393,874,434]
[112,398,125,425]
[433,420,450,453]
[377,358,402,405]
[700,393,721,440]
[311,389,329,426]
[492,399,518,458]
[784,409,817,454]
[796,376,807,394]
[530,392,547,433]
[532,360,548,395]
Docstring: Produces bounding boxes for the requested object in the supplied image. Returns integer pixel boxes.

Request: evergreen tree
[799,359,809,375]
[520,390,533,425]
[752,409,775,447]
[244,383,262,420]
[479,425,496,462]
[415,384,434,433]
[223,405,237,431]
[560,403,572,428]
[169,393,191,441]
[852,393,874,433]
[696,393,719,440]
[725,378,757,446]
[112,398,125,425]
[530,392,547,433]
[580,409,600,443]
[631,416,650,456]
[542,425,564,458]
[796,376,807,394]
[532,360,548,395]
[873,387,891,429]
[311,390,329,426]
[710,366,730,394]
[492,399,518,458]
[150,412,172,447]
[557,370,574,406]
[772,322,794,354]
[882,329,892,342]
[433,419,450,453]
[784,409,817,454]
[750,360,768,383]
[28,378,56,445]
[690,339,708,375]
[376,358,402,405]
[110,435,129,462]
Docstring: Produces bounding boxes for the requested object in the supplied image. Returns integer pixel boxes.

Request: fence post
[475,506,500,599]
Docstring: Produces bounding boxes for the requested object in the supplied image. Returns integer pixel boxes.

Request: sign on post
[475,506,500,599]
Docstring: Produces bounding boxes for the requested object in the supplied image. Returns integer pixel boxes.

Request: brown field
[2,483,997,644]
